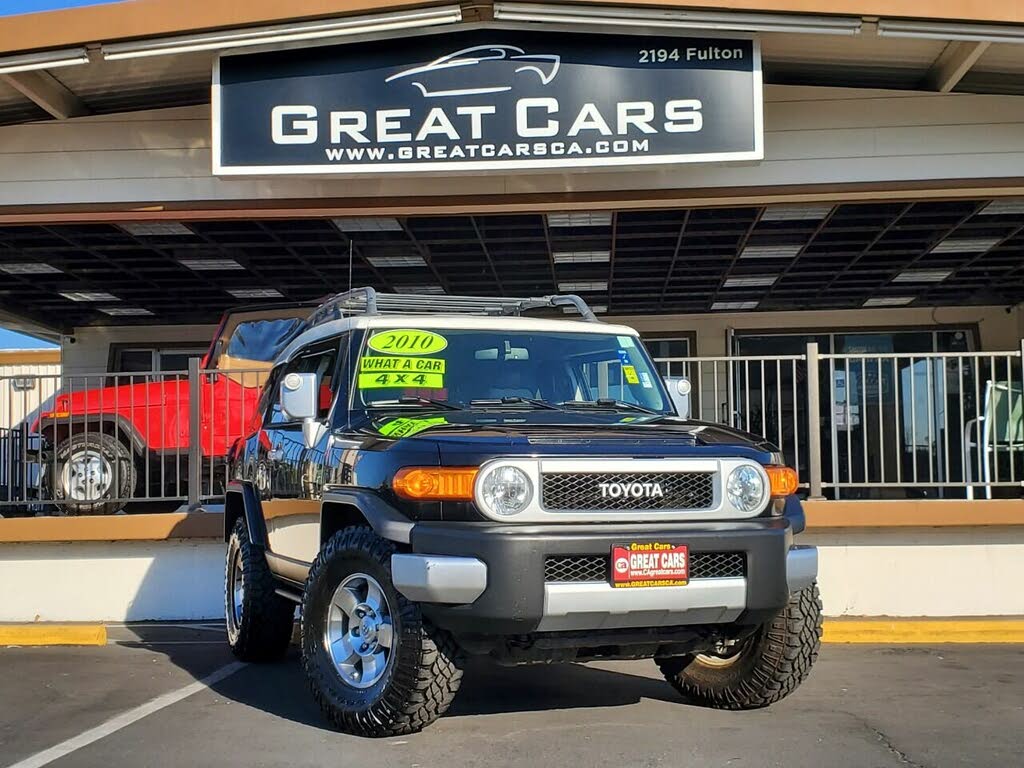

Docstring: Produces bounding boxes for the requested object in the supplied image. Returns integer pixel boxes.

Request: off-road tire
[225,517,295,661]
[301,526,465,738]
[657,582,822,709]
[53,432,136,515]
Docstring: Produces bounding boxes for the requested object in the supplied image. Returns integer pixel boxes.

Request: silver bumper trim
[391,554,487,604]
[537,577,747,632]
[786,545,818,592]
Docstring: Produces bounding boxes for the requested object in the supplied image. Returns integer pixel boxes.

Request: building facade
[0,0,1023,621]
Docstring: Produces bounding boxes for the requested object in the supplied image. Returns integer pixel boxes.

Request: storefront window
[732,329,982,500]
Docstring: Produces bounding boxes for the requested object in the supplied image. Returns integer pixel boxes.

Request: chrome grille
[544,552,745,583]
[541,471,715,511]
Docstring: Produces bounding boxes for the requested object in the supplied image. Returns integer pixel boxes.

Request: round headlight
[727,465,766,513]
[479,466,533,517]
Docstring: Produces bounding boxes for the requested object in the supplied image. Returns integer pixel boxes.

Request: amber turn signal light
[766,466,799,498]
[392,467,478,501]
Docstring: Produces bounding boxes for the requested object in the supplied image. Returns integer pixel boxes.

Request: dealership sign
[213,29,762,175]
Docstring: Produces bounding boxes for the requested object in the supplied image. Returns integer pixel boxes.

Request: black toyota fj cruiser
[223,288,821,737]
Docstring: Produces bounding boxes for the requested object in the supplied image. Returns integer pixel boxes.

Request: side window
[265,343,341,426]
[256,367,282,426]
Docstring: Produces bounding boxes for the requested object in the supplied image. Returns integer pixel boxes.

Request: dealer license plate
[611,542,689,588]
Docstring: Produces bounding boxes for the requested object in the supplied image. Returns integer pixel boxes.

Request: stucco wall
[1,532,1021,621]
[2,85,1023,207]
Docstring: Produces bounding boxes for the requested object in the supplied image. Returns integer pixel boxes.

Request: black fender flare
[322,489,414,544]
[782,495,806,535]
[224,480,268,547]
[42,414,146,455]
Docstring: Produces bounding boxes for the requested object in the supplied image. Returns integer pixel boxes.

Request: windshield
[218,318,306,369]
[354,327,670,413]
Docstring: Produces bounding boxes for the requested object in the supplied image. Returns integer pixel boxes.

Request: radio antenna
[347,238,354,292]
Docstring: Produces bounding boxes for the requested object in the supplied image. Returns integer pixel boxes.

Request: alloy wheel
[324,573,395,689]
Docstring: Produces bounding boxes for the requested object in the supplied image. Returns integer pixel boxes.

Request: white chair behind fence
[964,381,1024,499]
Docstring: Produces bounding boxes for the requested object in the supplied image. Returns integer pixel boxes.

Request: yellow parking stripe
[0,625,107,646]
[1,620,1023,646]
[823,619,1024,643]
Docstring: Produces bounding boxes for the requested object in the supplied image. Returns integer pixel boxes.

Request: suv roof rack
[306,287,600,327]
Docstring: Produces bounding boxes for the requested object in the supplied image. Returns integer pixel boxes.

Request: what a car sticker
[358,372,445,389]
[368,329,448,355]
[622,364,640,385]
[377,416,448,438]
[361,356,446,373]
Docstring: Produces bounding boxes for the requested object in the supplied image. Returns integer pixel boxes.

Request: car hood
[360,409,777,463]
[41,379,187,418]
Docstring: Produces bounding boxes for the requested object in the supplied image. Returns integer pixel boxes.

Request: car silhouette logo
[385,44,561,98]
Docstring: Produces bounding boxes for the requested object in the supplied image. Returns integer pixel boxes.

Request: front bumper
[394,517,815,636]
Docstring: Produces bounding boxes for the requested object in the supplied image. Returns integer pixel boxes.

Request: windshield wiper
[367,396,462,411]
[556,398,660,415]
[469,397,563,411]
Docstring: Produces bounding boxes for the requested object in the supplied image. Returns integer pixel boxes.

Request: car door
[259,338,345,568]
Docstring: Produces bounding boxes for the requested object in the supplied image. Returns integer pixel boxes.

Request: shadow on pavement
[117,622,684,732]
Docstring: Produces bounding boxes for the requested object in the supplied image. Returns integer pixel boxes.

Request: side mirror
[663,376,691,419]
[280,372,318,422]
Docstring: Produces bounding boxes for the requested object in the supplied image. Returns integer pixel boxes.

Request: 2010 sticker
[368,329,448,355]
[360,356,446,373]
[358,372,445,389]
[622,365,640,385]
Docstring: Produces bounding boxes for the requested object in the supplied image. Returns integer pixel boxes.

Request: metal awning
[0,197,1021,330]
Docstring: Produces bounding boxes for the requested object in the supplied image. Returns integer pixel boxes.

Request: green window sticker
[368,329,448,355]
[378,416,448,438]
[358,372,445,389]
[360,356,446,373]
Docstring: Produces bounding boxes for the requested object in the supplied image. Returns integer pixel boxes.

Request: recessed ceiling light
[332,217,403,232]
[99,307,154,316]
[546,212,613,228]
[760,204,833,221]
[981,199,1024,216]
[229,288,283,299]
[119,222,193,236]
[558,281,607,292]
[0,262,62,274]
[552,250,611,263]
[864,296,915,307]
[367,255,426,268]
[178,258,244,271]
[892,269,952,283]
[711,300,759,311]
[931,236,1001,253]
[723,275,778,288]
[60,291,118,302]
[740,244,802,259]
[393,285,446,294]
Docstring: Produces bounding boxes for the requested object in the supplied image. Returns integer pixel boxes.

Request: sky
[0,327,58,349]
[0,0,130,17]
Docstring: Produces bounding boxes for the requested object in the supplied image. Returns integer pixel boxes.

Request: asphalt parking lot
[1,625,1022,768]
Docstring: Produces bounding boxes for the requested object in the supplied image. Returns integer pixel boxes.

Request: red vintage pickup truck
[35,305,312,514]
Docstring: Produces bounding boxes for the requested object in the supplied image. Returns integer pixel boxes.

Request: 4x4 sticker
[359,372,445,389]
[361,356,446,373]
[368,329,448,355]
